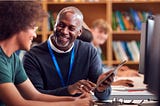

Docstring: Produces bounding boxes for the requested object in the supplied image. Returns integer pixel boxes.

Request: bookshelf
[37,0,160,69]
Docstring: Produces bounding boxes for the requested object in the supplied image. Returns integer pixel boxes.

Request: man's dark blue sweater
[23,39,111,100]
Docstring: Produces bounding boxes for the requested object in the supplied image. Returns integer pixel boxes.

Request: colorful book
[122,11,134,30]
[112,41,121,61]
[48,11,55,31]
[115,10,126,31]
[112,12,118,30]
[117,41,128,61]
[121,41,133,60]
[130,8,142,30]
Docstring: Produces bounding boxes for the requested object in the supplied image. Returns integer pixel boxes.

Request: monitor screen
[139,15,160,98]
[146,15,160,94]
[139,15,155,84]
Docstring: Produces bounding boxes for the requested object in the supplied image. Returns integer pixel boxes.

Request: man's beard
[54,35,70,48]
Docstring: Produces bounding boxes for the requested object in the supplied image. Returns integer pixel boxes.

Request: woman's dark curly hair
[0,1,47,41]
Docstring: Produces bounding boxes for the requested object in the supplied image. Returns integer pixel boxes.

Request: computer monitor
[146,15,160,94]
[139,15,155,84]
[139,22,146,74]
[139,15,160,103]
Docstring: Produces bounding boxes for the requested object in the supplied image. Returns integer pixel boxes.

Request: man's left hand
[96,70,114,92]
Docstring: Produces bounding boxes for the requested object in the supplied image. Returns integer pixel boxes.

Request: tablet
[92,60,127,91]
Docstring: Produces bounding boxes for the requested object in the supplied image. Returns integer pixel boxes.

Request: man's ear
[78,29,82,37]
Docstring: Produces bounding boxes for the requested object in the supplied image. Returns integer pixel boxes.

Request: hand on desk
[68,79,96,95]
[96,70,114,92]
[112,79,134,87]
[74,93,94,106]
[117,66,140,77]
[110,66,141,87]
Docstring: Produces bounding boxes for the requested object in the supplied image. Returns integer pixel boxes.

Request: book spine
[130,8,142,30]
[115,11,126,31]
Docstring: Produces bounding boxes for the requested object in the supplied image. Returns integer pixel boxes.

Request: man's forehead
[59,12,81,26]
[60,12,80,20]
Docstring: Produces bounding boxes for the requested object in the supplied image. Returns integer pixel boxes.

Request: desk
[94,101,157,106]
[109,90,156,100]
[94,90,157,106]
[109,74,157,100]
[93,74,158,105]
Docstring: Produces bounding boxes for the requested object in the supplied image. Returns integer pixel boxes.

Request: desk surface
[93,75,158,105]
[93,90,157,106]
[94,102,157,106]
[109,90,156,100]
[109,75,157,100]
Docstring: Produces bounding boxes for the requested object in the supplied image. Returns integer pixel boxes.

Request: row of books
[112,41,140,62]
[112,8,152,31]
[48,8,152,31]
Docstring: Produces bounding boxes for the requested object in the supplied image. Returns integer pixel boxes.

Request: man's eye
[69,27,76,31]
[58,23,65,28]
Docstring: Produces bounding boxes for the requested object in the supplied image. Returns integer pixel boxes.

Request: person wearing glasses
[0,1,92,106]
[23,6,114,100]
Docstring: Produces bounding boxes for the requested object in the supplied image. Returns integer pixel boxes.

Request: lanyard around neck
[47,40,74,87]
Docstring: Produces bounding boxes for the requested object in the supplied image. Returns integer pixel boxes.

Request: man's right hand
[73,93,94,106]
[68,80,96,95]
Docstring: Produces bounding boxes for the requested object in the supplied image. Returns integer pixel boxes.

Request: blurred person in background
[90,19,140,87]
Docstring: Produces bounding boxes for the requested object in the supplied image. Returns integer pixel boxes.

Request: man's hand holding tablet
[91,60,128,94]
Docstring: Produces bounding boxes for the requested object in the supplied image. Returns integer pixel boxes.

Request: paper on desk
[112,74,147,91]
[111,90,153,95]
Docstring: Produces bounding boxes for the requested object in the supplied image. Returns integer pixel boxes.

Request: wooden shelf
[46,1,106,4]
[112,0,160,3]
[113,30,141,34]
